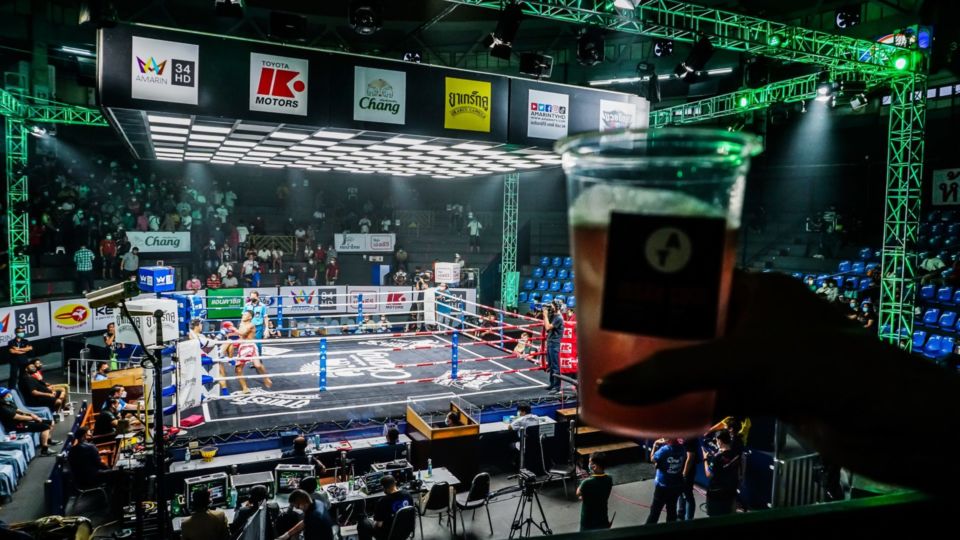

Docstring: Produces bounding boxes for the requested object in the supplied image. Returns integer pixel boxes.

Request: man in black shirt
[94,398,120,437]
[359,475,414,540]
[0,387,57,455]
[19,364,64,413]
[704,430,742,516]
[278,489,335,540]
[677,437,701,521]
[67,426,108,488]
[541,302,564,393]
[5,327,33,388]
[231,484,269,537]
[577,452,613,531]
[282,436,327,473]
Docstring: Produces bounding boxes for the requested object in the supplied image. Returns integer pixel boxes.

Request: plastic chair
[456,472,493,536]
[542,294,554,304]
[523,279,535,291]
[921,284,935,300]
[562,281,574,294]
[931,224,943,236]
[923,308,941,326]
[528,293,541,304]
[566,296,576,308]
[938,287,954,303]
[518,292,528,303]
[865,262,879,273]
[537,280,549,291]
[913,330,927,349]
[952,290,960,305]
[858,247,872,260]
[563,256,573,268]
[941,336,956,357]
[551,256,562,268]
[940,311,957,328]
[549,280,561,292]
[791,272,803,280]
[557,269,569,280]
[859,279,874,291]
[838,261,851,273]
[539,256,550,267]
[928,211,941,223]
[0,425,36,461]
[844,277,859,290]
[924,335,942,358]
[852,262,865,274]
[532,268,544,279]
[545,268,557,280]
[949,224,960,236]
[418,481,453,539]
[10,390,54,422]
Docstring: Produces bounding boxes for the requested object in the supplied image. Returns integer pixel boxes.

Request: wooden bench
[575,441,639,457]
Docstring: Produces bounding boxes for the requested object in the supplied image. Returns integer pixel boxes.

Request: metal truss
[501,172,520,310]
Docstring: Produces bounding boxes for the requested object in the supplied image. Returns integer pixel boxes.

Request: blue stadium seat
[838,260,852,273]
[921,284,935,299]
[815,276,828,288]
[913,330,927,349]
[518,292,528,303]
[943,269,955,279]
[523,278,535,291]
[844,277,859,289]
[545,268,557,279]
[941,336,956,356]
[923,308,941,325]
[557,269,569,280]
[938,287,954,303]
[791,272,803,280]
[953,290,960,305]
[949,224,960,236]
[858,279,874,291]
[553,294,566,305]
[537,279,549,291]
[567,296,576,308]
[551,256,562,267]
[943,211,957,223]
[928,236,943,249]
[931,224,943,236]
[852,262,865,274]
[532,267,544,279]
[928,211,941,223]
[946,237,960,250]
[549,280,561,292]
[562,281,574,294]
[529,292,540,304]
[539,256,550,267]
[569,269,575,280]
[858,248,872,260]
[941,311,958,328]
[542,293,554,304]
[924,336,942,358]
[865,262,879,273]
[563,256,573,268]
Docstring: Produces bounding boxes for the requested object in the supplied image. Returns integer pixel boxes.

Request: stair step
[555,408,577,419]
[576,426,600,435]
[576,441,639,456]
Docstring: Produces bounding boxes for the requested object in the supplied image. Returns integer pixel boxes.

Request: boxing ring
[171,290,567,439]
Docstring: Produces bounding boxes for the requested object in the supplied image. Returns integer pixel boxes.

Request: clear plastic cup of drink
[556,128,762,438]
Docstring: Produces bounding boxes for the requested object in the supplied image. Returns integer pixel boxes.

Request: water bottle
[228,486,238,509]
[427,459,433,477]
[184,449,191,463]
[171,494,181,517]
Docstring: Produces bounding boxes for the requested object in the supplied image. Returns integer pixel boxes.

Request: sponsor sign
[115,298,179,347]
[433,262,461,284]
[0,303,52,342]
[50,299,93,336]
[176,339,203,414]
[933,169,960,206]
[353,66,406,124]
[242,287,280,316]
[346,286,380,314]
[527,89,569,140]
[598,99,639,131]
[205,288,244,320]
[444,77,492,132]
[333,233,396,253]
[559,316,579,374]
[131,36,198,105]
[379,287,415,313]
[278,286,343,315]
[249,52,308,116]
[138,266,176,293]
[126,231,191,253]
[448,288,477,315]
[93,306,117,332]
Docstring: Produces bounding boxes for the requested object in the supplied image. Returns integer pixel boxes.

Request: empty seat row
[920,285,960,304]
[538,256,574,268]
[532,267,571,280]
[913,330,955,359]
[837,261,879,275]
[522,279,575,293]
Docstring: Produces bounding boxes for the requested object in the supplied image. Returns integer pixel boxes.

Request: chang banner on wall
[0,302,52,342]
[933,169,960,206]
[333,233,395,253]
[354,66,406,125]
[126,231,191,253]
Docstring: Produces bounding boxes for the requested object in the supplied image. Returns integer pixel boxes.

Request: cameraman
[541,300,564,393]
[702,430,742,516]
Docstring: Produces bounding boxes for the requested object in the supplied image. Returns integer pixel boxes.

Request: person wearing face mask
[5,327,34,389]
[98,233,117,279]
[857,300,877,329]
[244,291,269,356]
[93,362,111,382]
[19,362,64,413]
[29,359,72,415]
[0,387,58,456]
[577,452,612,531]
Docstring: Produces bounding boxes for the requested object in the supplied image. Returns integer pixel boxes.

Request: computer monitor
[184,472,229,512]
[274,464,315,496]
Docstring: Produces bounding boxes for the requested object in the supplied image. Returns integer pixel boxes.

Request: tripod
[509,477,552,539]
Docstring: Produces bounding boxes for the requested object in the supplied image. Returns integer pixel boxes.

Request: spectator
[251,266,262,288]
[857,300,877,329]
[359,215,372,234]
[313,244,327,264]
[204,240,220,275]
[120,247,139,279]
[815,279,839,303]
[703,430,742,516]
[186,275,202,294]
[206,272,222,290]
[377,315,390,333]
[677,437,701,521]
[0,387,57,455]
[646,438,686,524]
[266,320,282,339]
[223,184,237,208]
[20,361,64,413]
[577,452,613,531]
[99,233,117,279]
[5,326,34,388]
[394,247,408,272]
[272,247,284,273]
[221,270,239,288]
[242,254,258,282]
[306,259,319,286]
[94,398,120,437]
[358,475,413,540]
[286,267,300,287]
[93,361,110,382]
[231,485,269,537]
[380,217,391,232]
[68,427,109,489]
[467,212,483,253]
[181,488,229,540]
[449,203,464,233]
[73,243,96,293]
[217,260,232,280]
[325,257,339,285]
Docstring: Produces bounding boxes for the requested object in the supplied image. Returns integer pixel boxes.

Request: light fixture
[484,2,523,60]
[835,5,861,29]
[577,28,605,66]
[801,101,807,113]
[147,114,191,125]
[60,46,94,56]
[192,125,232,134]
[816,81,836,101]
[214,0,244,17]
[613,0,637,9]
[674,35,714,82]
[850,94,868,110]
[402,51,422,63]
[636,62,660,104]
[151,134,187,142]
[519,53,553,79]
[653,39,673,57]
[313,130,356,140]
[349,0,382,35]
[893,54,909,71]
[151,126,189,135]
[270,131,310,140]
[738,95,749,107]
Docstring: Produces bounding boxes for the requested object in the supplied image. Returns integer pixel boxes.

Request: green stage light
[767,35,781,47]
[893,55,909,70]
[738,96,749,107]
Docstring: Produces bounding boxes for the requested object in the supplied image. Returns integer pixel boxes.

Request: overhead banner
[354,66,406,125]
[333,233,395,253]
[599,99,640,131]
[527,89,569,140]
[434,262,461,284]
[278,286,344,315]
[933,169,960,206]
[126,231,192,253]
[131,36,198,105]
[444,77,492,133]
[0,302,52,342]
[249,51,309,116]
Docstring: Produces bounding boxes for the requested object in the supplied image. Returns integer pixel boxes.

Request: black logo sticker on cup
[601,212,726,340]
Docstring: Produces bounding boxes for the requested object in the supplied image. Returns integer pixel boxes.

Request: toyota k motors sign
[126,231,191,253]
[249,52,308,116]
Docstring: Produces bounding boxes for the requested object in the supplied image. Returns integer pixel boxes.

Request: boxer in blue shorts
[244,291,269,355]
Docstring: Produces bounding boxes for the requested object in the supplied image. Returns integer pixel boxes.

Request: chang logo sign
[131,36,198,105]
[354,67,406,125]
[444,77,492,132]
[249,52,309,116]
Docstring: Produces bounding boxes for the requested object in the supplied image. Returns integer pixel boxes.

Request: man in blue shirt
[646,438,687,524]
[244,291,270,355]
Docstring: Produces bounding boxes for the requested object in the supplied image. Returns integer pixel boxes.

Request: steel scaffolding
[501,172,520,310]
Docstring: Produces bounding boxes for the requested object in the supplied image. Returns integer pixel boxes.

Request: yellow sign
[444,77,492,132]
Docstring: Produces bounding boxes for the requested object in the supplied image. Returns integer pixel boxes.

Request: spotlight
[577,28,605,66]
[815,81,836,102]
[850,93,868,110]
[214,0,244,17]
[653,39,673,57]
[614,0,637,9]
[349,0,382,36]
[835,5,861,29]
[738,95,749,108]
[674,35,714,82]
[402,51,422,63]
[801,101,807,113]
[30,125,47,138]
[484,2,523,60]
[893,54,910,71]
[636,62,660,104]
[78,0,117,28]
[519,53,553,79]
